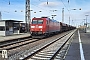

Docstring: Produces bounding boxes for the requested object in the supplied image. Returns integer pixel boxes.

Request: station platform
[0,33,30,42]
[65,29,90,60]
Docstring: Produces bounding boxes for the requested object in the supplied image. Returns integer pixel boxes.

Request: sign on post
[2,50,8,58]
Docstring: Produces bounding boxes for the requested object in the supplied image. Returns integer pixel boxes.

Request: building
[14,22,26,33]
[0,20,23,36]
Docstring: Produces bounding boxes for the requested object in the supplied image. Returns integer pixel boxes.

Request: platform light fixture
[85,15,89,33]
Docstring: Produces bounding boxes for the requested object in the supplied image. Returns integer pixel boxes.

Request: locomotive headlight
[39,26,43,28]
[31,26,35,28]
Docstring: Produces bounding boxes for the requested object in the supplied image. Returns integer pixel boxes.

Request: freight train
[30,17,76,38]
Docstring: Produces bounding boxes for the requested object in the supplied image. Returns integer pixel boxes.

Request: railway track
[22,30,75,60]
[0,37,32,48]
[0,30,76,60]
[0,38,41,57]
[0,38,39,50]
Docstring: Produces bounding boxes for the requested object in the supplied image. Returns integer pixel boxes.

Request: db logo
[36,25,38,28]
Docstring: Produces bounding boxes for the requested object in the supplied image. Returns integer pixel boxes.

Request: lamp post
[85,15,89,32]
[83,19,86,31]
[85,15,89,26]
[83,19,86,26]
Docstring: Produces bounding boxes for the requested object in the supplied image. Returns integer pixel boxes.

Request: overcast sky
[0,0,90,26]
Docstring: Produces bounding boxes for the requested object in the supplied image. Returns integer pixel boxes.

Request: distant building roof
[0,20,23,22]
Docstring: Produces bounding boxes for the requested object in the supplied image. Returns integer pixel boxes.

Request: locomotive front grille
[32,31,43,35]
[38,31,42,34]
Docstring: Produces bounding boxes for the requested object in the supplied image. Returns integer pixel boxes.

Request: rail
[21,30,76,60]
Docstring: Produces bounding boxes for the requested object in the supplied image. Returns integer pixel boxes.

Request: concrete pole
[62,8,64,22]
[69,16,70,24]
[85,15,89,32]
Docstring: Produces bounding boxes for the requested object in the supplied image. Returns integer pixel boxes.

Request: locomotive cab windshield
[32,20,43,24]
[31,19,45,37]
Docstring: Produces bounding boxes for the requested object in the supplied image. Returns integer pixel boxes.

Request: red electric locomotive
[30,17,60,38]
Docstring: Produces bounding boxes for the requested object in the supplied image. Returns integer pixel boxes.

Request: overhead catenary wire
[67,0,76,25]
[30,1,53,14]
[61,0,70,23]
[61,0,70,12]
[9,0,10,5]
[1,0,55,14]
[0,0,25,13]
[1,0,57,18]
[61,0,72,24]
[31,5,53,16]
[68,0,69,4]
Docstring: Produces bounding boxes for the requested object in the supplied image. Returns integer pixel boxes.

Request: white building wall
[0,21,5,26]
[0,21,5,36]
[0,31,5,36]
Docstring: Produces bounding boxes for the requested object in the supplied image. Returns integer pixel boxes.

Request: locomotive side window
[32,20,43,24]
[46,21,48,24]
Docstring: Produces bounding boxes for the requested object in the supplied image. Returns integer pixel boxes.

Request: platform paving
[0,33,30,42]
[65,29,90,60]
[80,30,90,60]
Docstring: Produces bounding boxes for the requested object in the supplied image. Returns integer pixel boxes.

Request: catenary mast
[25,0,30,32]
[0,11,2,20]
